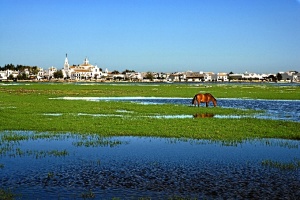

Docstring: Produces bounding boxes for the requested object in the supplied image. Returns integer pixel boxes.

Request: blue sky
[1,0,300,73]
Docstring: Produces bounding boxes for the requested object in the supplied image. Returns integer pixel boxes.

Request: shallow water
[0,131,299,199]
[54,97,300,122]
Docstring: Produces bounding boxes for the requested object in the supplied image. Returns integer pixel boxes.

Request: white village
[0,54,299,83]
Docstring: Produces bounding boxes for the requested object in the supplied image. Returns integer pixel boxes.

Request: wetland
[0,82,299,199]
[52,96,300,122]
[1,132,300,199]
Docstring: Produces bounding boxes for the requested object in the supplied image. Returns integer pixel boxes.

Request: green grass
[262,158,300,170]
[1,82,299,99]
[0,83,299,141]
[0,188,17,200]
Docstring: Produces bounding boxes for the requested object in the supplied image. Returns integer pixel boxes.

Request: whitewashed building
[0,71,6,80]
[44,66,57,80]
[217,73,229,81]
[0,70,19,80]
[37,68,44,80]
[127,72,143,81]
[62,54,108,80]
[243,71,263,80]
[204,72,215,81]
[168,72,185,82]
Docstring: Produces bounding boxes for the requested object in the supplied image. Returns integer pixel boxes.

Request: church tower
[83,57,89,66]
[64,53,70,71]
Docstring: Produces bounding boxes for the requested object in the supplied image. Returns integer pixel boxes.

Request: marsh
[1,132,299,199]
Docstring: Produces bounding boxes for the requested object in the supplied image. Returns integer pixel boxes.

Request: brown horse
[192,93,217,107]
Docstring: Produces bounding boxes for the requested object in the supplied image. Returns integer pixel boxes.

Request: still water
[57,97,300,122]
[0,132,299,199]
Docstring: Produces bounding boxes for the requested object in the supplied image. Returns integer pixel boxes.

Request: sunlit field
[0,82,299,141]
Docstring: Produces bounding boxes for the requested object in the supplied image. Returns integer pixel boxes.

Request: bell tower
[84,57,89,65]
[64,53,70,71]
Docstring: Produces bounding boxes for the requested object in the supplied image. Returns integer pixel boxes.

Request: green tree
[4,64,15,70]
[268,74,277,82]
[276,73,282,81]
[144,72,154,81]
[8,74,14,80]
[53,70,63,79]
[31,66,39,75]
[111,70,119,74]
[17,73,28,80]
[122,69,135,74]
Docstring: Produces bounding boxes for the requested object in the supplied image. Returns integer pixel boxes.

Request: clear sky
[1,0,300,73]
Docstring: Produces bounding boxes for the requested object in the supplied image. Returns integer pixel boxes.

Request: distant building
[168,72,185,82]
[229,71,265,81]
[0,71,6,80]
[229,73,243,81]
[204,72,215,82]
[62,54,108,80]
[185,71,204,82]
[280,71,299,82]
[217,73,228,82]
[153,72,169,81]
[127,72,143,81]
[44,66,57,80]
[37,67,44,80]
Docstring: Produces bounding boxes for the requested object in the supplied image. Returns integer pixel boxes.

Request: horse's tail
[192,94,197,105]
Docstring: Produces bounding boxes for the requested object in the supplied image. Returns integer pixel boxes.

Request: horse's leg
[206,102,208,107]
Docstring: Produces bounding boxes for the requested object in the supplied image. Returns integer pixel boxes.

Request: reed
[262,158,300,170]
[0,188,17,200]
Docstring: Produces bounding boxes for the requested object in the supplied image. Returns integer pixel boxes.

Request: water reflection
[193,113,215,118]
[0,131,299,199]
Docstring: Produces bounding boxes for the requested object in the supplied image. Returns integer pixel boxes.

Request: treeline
[0,64,41,80]
[0,64,40,74]
[0,63,64,80]
[111,69,135,74]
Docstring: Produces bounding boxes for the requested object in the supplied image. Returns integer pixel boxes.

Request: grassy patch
[0,83,299,141]
[262,158,300,170]
[0,188,18,200]
[1,82,299,99]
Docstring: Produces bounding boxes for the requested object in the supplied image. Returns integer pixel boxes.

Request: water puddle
[1,131,299,199]
[43,113,63,116]
[41,112,255,119]
[78,113,124,117]
[115,109,134,113]
[41,111,296,122]
[150,114,192,119]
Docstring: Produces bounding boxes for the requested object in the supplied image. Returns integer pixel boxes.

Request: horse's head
[212,99,217,107]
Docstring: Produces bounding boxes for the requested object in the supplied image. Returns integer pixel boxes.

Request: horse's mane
[207,93,216,101]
